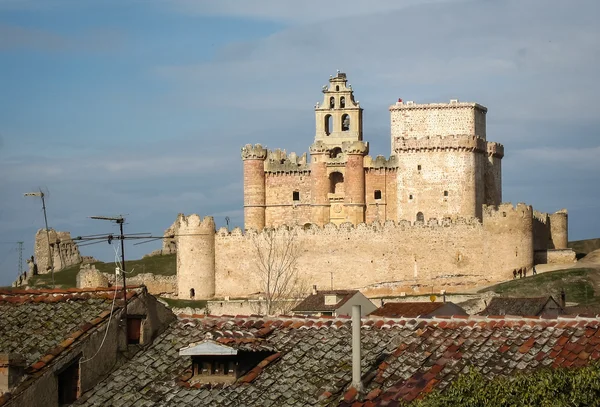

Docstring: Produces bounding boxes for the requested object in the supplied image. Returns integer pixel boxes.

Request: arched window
[341,114,350,131]
[340,96,346,108]
[329,147,342,158]
[336,85,339,91]
[329,172,344,194]
[324,114,332,135]
[329,97,335,109]
[416,212,424,222]
[190,288,195,299]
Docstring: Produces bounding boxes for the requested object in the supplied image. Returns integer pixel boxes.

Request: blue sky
[1,0,599,285]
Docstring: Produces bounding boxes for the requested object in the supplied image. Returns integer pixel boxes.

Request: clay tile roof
[369,302,451,318]
[479,296,562,316]
[292,290,358,312]
[73,314,600,407]
[0,287,141,368]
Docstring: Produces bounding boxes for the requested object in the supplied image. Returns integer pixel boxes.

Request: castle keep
[175,72,571,300]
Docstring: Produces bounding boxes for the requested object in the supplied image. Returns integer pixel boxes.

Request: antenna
[24,189,54,287]
[90,215,128,339]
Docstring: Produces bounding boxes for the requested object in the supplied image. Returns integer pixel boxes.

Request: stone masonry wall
[34,229,82,273]
[389,101,487,151]
[264,172,312,227]
[207,203,532,299]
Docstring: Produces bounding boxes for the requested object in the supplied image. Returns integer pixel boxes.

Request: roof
[0,287,142,395]
[74,313,600,406]
[292,290,357,312]
[369,302,467,318]
[479,296,562,316]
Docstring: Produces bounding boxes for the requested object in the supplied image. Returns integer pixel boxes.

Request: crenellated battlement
[342,140,369,155]
[389,100,487,112]
[215,216,482,240]
[364,155,398,169]
[176,214,216,231]
[394,134,487,154]
[482,202,533,219]
[264,149,309,173]
[533,210,549,224]
[487,141,504,158]
[241,144,268,160]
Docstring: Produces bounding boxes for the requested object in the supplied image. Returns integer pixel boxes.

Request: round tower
[241,144,268,231]
[309,141,330,226]
[343,141,368,225]
[176,214,216,299]
[549,209,568,249]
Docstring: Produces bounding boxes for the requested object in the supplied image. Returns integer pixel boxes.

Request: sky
[0,0,599,286]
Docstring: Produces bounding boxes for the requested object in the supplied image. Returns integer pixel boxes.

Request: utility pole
[24,190,54,287]
[17,242,23,276]
[91,216,128,339]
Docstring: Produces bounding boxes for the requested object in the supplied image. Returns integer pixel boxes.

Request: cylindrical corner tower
[310,141,330,226]
[242,144,267,231]
[343,141,368,225]
[549,210,568,249]
[176,214,216,299]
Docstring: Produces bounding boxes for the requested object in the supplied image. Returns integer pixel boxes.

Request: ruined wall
[34,229,82,273]
[394,136,487,221]
[206,204,532,298]
[389,100,487,151]
[76,264,109,288]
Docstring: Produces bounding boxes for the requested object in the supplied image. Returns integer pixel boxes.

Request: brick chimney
[0,353,25,393]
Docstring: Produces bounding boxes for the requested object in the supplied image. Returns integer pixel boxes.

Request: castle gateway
[174,72,571,299]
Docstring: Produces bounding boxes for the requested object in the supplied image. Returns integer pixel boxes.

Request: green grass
[479,267,598,305]
[28,254,176,288]
[160,298,207,309]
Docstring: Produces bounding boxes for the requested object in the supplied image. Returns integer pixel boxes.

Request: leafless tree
[251,228,305,315]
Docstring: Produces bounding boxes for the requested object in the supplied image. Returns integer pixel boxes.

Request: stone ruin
[34,228,82,273]
[76,264,109,289]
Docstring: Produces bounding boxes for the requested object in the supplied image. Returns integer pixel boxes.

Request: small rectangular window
[293,191,300,201]
[444,190,448,197]
[374,190,382,200]
[58,359,80,405]
[417,165,422,171]
[127,317,143,344]
[409,194,413,200]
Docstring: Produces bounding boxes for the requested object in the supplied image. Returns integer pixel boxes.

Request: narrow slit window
[444,190,448,197]
[409,194,413,200]
[374,190,382,200]
[417,165,422,171]
[293,191,300,201]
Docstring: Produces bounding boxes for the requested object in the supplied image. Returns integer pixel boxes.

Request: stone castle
[172,72,572,300]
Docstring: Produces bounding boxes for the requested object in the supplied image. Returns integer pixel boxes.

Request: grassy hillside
[29,254,176,288]
[479,267,599,306]
[569,238,600,258]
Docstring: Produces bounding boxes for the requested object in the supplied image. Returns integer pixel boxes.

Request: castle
[173,72,573,300]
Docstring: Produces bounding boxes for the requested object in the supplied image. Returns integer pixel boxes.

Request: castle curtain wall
[212,204,533,298]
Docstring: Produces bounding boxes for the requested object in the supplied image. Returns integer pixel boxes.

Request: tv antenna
[24,189,53,287]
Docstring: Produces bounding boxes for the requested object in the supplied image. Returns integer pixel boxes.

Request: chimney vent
[351,305,363,392]
[312,285,317,295]
[0,353,25,393]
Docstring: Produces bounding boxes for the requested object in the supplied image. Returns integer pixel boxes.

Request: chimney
[312,285,317,295]
[351,305,363,392]
[0,353,25,393]
[441,290,446,303]
[560,289,566,308]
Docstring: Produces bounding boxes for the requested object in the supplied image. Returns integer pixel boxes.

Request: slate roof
[292,290,357,312]
[0,286,141,402]
[74,313,600,406]
[369,302,467,318]
[479,296,563,316]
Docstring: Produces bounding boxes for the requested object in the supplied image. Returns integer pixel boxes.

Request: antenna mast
[90,215,128,339]
[24,190,54,287]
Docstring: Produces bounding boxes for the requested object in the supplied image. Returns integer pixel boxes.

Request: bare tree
[251,228,305,315]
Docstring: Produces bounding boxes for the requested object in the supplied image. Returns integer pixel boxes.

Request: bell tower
[314,71,363,148]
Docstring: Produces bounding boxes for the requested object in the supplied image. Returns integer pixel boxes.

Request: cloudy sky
[0,0,598,285]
